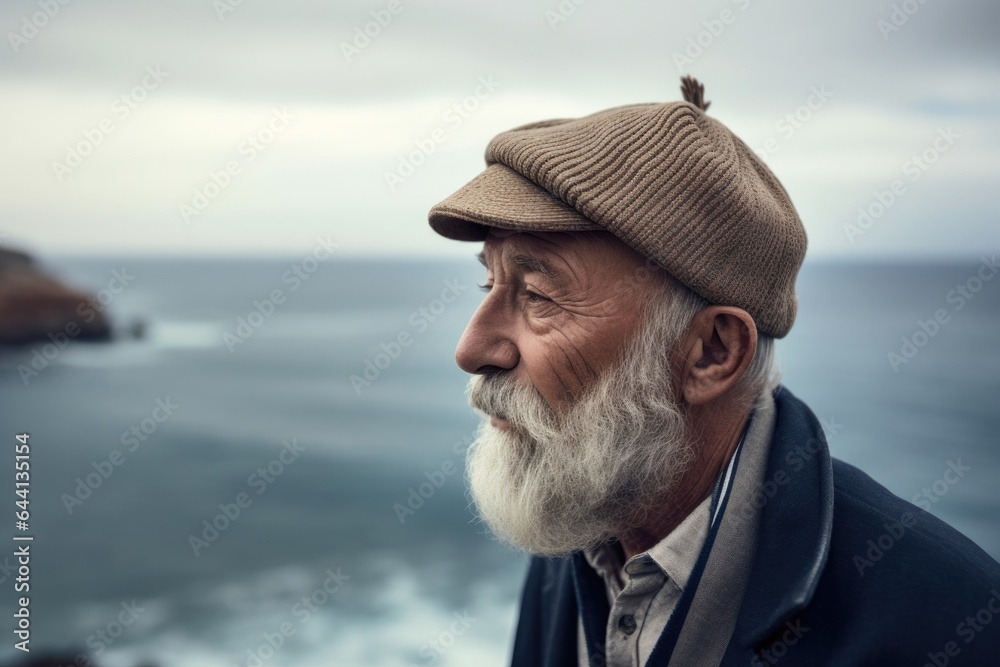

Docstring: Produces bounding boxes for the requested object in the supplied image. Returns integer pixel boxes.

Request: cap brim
[428,163,602,241]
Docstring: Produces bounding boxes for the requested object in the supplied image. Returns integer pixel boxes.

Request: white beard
[465,302,697,557]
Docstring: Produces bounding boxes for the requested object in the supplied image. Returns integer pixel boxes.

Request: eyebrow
[476,250,562,281]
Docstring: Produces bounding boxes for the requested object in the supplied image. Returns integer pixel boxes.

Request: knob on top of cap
[680,75,711,112]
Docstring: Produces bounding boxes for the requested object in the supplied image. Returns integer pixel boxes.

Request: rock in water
[0,247,112,345]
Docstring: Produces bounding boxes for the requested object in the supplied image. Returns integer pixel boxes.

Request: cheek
[510,343,559,412]
[513,300,644,409]
[516,329,604,411]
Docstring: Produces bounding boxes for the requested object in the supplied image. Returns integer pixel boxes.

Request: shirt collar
[644,492,712,590]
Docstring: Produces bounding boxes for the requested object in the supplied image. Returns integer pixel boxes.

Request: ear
[677,306,757,406]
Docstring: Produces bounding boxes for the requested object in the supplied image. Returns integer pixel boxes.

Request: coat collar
[733,385,835,648]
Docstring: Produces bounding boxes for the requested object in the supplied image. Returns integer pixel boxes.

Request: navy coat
[510,386,1000,666]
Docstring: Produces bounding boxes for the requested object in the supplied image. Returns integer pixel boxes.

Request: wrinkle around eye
[476,279,562,319]
[522,293,562,321]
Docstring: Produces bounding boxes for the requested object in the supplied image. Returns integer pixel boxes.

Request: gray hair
[645,271,781,410]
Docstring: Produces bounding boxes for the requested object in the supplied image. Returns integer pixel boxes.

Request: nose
[455,297,519,375]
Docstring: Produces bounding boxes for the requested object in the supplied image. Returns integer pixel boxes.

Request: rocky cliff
[0,247,112,345]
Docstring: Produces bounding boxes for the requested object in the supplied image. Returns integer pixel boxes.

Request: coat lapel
[731,386,836,650]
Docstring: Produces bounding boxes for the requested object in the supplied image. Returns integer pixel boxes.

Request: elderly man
[427,78,1000,666]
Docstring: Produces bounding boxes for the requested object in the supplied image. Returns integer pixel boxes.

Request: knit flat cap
[428,77,807,338]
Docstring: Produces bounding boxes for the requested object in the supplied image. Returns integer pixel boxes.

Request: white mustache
[467,373,554,430]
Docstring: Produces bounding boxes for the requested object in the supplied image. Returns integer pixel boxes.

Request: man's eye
[525,291,548,303]
[476,283,549,304]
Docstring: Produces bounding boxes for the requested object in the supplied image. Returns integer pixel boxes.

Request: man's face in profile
[457,229,698,556]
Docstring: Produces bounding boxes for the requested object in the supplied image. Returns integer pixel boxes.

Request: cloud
[1,0,996,257]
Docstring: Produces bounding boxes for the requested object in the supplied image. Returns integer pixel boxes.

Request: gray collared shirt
[577,493,712,666]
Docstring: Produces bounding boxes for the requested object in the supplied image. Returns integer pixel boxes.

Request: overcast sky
[1,0,997,259]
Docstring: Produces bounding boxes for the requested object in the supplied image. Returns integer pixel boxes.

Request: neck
[615,401,751,560]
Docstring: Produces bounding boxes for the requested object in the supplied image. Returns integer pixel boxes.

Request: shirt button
[618,614,637,635]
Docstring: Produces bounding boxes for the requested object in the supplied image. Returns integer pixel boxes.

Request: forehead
[479,230,643,275]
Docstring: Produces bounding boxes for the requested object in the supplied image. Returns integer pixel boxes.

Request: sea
[0,255,997,667]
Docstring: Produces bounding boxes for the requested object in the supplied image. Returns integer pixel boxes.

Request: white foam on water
[97,559,519,667]
[48,321,224,371]
[145,321,226,349]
